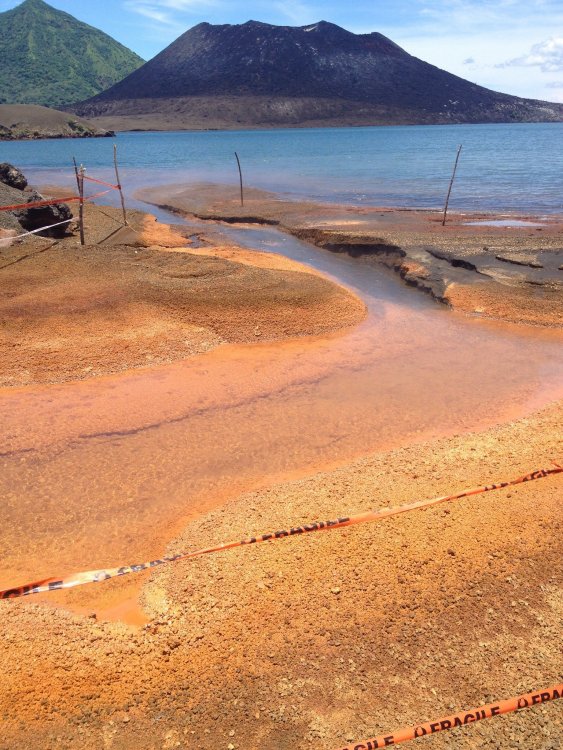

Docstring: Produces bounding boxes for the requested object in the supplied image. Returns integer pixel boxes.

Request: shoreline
[136,182,563,328]
[0,202,366,388]
[0,191,562,749]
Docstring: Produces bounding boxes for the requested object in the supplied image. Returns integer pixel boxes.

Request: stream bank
[136,182,563,327]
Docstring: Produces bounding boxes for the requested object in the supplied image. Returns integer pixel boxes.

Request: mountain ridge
[0,0,144,108]
[75,20,563,128]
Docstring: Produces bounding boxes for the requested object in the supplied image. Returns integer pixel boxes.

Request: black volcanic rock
[13,190,72,237]
[0,163,27,190]
[76,20,563,127]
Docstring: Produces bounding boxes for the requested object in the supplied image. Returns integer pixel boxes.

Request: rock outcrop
[12,190,72,237]
[0,163,72,237]
[0,163,27,190]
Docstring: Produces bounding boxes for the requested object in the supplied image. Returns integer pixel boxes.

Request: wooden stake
[72,156,80,193]
[442,144,462,226]
[78,165,85,246]
[235,151,244,207]
[113,143,128,226]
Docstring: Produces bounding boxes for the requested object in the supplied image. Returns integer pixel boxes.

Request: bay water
[1,122,562,213]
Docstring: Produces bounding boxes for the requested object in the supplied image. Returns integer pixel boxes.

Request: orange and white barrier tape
[0,189,112,247]
[82,175,121,191]
[336,684,563,749]
[0,195,80,212]
[0,464,560,600]
[84,188,113,201]
[0,188,113,215]
[0,218,74,245]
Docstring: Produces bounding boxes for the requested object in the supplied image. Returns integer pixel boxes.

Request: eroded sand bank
[137,182,563,328]
[0,196,561,749]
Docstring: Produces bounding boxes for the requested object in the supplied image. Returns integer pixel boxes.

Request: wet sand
[137,182,563,327]
[0,197,562,749]
[1,404,561,749]
[0,205,365,387]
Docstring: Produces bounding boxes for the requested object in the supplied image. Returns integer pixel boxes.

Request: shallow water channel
[1,208,562,621]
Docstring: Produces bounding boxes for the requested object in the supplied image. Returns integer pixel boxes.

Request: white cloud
[373,0,563,46]
[272,0,315,25]
[128,4,175,24]
[499,37,563,72]
[132,0,217,8]
[416,0,520,29]
[124,0,220,26]
[373,1,563,101]
[544,80,563,101]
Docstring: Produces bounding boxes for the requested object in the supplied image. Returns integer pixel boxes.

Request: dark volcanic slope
[76,20,563,126]
[0,0,144,107]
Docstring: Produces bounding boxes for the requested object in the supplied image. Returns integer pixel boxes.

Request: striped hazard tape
[84,188,113,201]
[82,174,120,191]
[0,196,80,212]
[0,464,560,600]
[0,189,112,215]
[0,218,74,246]
[0,189,114,248]
[336,684,563,749]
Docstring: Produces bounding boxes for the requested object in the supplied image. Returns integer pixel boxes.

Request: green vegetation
[0,0,144,107]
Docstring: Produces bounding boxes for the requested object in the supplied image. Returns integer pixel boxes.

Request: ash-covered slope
[76,20,563,127]
[0,104,113,140]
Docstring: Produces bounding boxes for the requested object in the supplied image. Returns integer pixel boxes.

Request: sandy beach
[0,191,561,750]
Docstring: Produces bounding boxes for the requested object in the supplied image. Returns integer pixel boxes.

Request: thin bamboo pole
[72,156,84,244]
[235,151,244,207]
[113,143,128,226]
[78,165,85,246]
[72,156,80,192]
[442,144,462,226]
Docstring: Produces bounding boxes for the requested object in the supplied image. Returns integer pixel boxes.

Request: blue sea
[2,122,563,213]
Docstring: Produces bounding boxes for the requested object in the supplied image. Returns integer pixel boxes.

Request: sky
[2,0,563,102]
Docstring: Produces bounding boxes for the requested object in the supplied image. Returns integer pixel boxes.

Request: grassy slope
[0,0,144,107]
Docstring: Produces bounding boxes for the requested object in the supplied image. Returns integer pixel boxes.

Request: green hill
[0,0,144,107]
